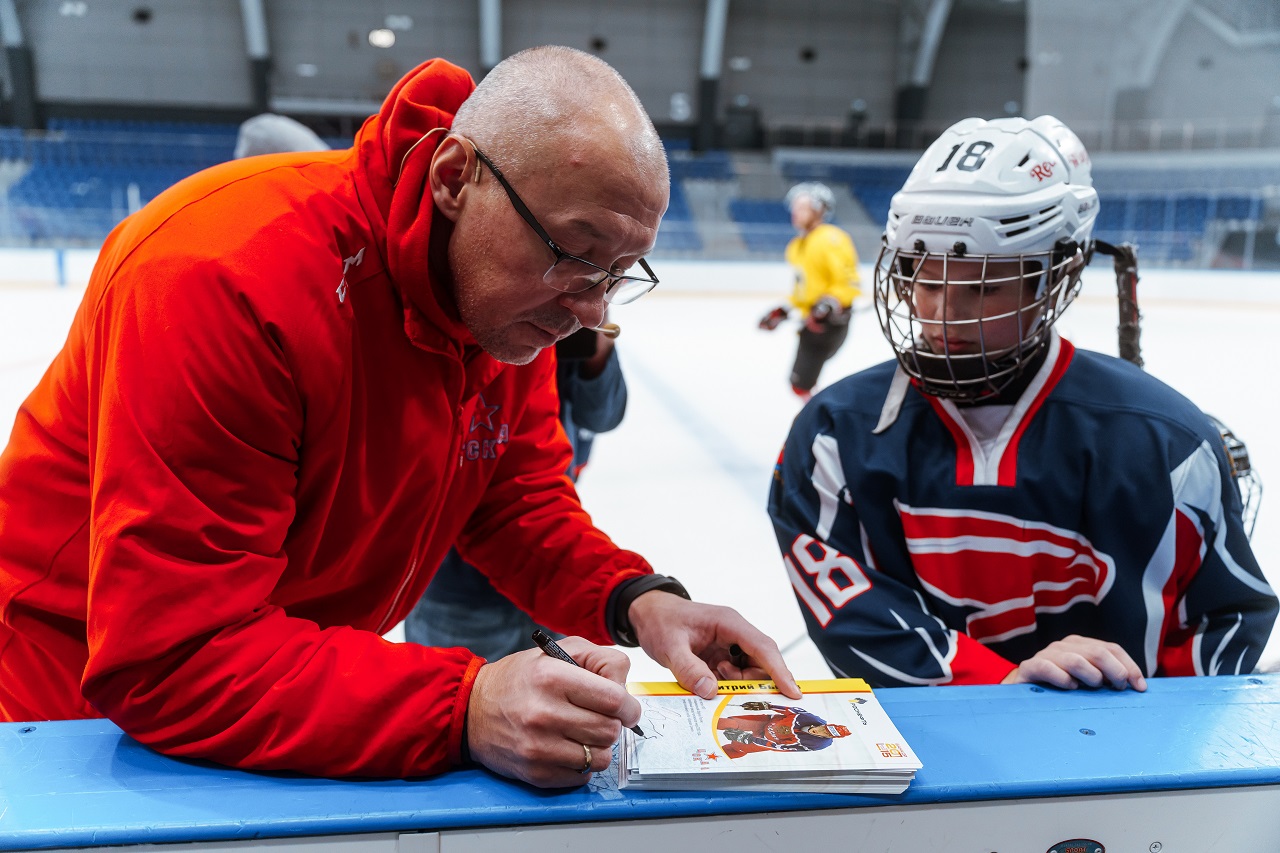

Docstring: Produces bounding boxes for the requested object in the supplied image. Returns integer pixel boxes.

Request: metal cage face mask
[873,241,1085,401]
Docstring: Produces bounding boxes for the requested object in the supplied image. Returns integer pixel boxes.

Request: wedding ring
[580,743,592,773]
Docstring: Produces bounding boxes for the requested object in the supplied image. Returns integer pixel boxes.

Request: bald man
[0,47,798,788]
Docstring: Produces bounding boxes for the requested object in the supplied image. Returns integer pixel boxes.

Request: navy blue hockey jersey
[768,334,1277,686]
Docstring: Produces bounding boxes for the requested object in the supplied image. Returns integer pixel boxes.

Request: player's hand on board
[626,591,801,701]
[465,637,641,788]
[1001,634,1147,691]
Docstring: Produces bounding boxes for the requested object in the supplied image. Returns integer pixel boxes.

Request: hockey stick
[1094,239,1142,369]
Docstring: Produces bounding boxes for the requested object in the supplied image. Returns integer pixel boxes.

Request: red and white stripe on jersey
[923,334,1075,487]
[1141,439,1272,676]
[896,501,1116,644]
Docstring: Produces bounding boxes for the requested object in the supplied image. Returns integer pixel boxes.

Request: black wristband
[606,574,691,647]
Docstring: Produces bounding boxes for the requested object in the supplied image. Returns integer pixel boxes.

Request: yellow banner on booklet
[628,678,871,696]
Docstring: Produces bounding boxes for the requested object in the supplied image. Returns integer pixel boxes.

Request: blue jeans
[403,548,553,660]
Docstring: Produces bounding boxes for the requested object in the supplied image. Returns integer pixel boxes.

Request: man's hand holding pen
[466,636,641,789]
[464,588,799,789]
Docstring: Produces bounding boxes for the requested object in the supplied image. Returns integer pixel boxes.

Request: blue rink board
[2,675,1279,850]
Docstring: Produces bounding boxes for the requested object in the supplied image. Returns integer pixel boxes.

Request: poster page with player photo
[620,679,920,793]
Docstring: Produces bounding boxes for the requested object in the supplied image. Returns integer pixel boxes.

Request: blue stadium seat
[1172,195,1209,231]
[728,198,791,253]
[655,180,702,252]
[667,150,733,181]
[1130,198,1168,231]
[1215,194,1259,221]
[0,120,246,243]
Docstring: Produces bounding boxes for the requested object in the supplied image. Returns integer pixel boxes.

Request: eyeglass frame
[462,139,660,304]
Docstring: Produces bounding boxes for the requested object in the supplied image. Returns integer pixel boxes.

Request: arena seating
[1088,191,1263,263]
[781,162,912,227]
[654,177,702,253]
[727,197,791,253]
[0,120,238,244]
[0,122,1270,267]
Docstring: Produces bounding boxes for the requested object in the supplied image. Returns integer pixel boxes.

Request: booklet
[619,678,921,794]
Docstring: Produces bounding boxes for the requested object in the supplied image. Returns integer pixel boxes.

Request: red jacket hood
[354,58,478,357]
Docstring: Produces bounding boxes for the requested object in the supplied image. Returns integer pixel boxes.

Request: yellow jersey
[784,223,860,312]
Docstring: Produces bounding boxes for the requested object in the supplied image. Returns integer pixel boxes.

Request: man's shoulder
[115,155,362,262]
[96,155,376,308]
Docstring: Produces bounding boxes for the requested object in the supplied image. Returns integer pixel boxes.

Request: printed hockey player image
[716,701,853,758]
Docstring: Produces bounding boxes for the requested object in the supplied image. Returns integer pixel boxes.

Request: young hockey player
[768,116,1276,690]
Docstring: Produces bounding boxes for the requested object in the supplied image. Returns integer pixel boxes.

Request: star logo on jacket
[470,394,501,432]
[461,394,509,464]
[336,247,365,304]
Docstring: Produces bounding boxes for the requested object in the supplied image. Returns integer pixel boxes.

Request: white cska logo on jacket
[336,247,365,303]
[461,394,509,464]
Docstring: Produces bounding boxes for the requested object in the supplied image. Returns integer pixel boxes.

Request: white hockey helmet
[234,113,330,159]
[785,181,836,219]
[874,115,1099,400]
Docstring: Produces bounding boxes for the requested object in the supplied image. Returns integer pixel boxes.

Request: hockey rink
[1,258,1277,681]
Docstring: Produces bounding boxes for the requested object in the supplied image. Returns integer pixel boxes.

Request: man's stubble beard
[449,239,578,366]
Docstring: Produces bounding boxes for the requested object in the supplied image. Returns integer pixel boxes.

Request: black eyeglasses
[469,143,660,306]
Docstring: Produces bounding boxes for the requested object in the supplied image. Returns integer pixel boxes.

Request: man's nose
[559,286,607,331]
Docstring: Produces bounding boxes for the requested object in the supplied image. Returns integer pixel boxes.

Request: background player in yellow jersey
[759,182,861,400]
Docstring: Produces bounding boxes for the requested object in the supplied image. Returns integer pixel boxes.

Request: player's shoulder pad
[1059,349,1219,439]
[792,359,900,437]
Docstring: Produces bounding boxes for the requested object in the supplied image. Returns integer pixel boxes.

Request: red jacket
[0,59,652,777]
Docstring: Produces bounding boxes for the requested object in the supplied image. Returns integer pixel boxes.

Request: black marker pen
[532,629,644,736]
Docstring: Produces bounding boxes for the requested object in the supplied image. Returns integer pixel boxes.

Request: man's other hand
[627,592,802,701]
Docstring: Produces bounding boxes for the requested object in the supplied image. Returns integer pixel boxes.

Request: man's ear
[429,135,475,223]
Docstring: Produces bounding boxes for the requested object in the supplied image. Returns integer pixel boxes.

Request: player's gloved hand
[758,305,789,331]
[722,727,753,744]
[739,701,771,711]
[466,637,642,788]
[1000,634,1147,692]
[804,297,840,332]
